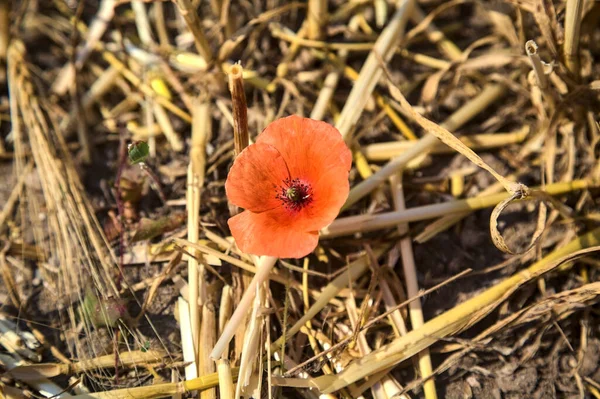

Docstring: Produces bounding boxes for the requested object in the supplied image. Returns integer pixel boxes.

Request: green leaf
[128,141,150,165]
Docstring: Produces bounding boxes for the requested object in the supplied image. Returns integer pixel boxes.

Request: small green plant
[127,141,150,165]
[127,141,166,203]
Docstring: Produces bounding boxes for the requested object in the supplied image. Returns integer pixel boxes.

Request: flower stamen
[276,178,313,211]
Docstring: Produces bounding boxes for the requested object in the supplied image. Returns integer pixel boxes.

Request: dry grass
[1,1,600,399]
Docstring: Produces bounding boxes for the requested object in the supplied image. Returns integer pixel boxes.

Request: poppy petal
[256,116,352,183]
[225,143,290,212]
[261,166,350,232]
[296,165,350,230]
[228,210,319,258]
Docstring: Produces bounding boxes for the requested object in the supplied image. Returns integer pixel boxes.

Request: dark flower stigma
[276,178,313,211]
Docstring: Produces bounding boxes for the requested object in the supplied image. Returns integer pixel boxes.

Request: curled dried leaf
[490,189,548,255]
[379,60,550,254]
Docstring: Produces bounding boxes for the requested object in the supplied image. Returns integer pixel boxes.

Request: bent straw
[342,83,506,210]
[316,227,600,393]
[323,179,593,238]
[415,173,518,243]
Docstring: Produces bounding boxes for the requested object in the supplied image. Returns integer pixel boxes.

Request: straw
[217,359,235,399]
[184,99,211,377]
[525,40,548,89]
[363,128,529,161]
[173,0,213,62]
[324,179,593,238]
[390,174,437,399]
[335,0,414,142]
[210,256,277,359]
[307,0,327,40]
[563,0,584,79]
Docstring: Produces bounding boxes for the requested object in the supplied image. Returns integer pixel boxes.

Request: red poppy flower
[225,115,352,258]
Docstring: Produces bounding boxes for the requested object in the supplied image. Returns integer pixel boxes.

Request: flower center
[276,178,313,211]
